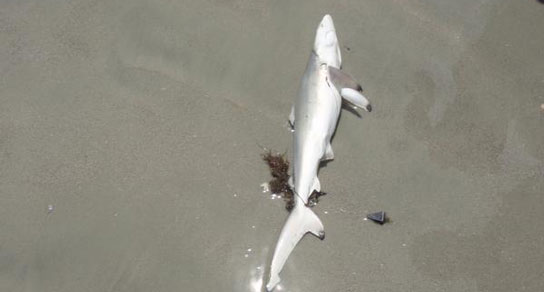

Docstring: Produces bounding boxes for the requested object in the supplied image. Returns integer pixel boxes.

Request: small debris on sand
[366,211,389,225]
[307,190,327,207]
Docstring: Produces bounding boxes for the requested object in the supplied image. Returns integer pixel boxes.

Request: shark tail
[266,200,325,291]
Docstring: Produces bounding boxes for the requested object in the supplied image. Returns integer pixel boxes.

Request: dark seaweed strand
[261,151,295,211]
[261,150,328,211]
[262,150,327,211]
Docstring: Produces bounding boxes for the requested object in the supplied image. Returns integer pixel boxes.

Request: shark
[266,14,371,291]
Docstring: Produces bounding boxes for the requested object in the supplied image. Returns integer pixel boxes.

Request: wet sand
[1,1,543,291]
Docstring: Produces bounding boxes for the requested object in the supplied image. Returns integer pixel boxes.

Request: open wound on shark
[264,14,371,291]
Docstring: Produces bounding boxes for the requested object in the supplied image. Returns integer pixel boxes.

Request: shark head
[313,14,342,68]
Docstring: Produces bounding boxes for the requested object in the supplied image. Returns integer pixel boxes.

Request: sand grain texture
[1,1,543,291]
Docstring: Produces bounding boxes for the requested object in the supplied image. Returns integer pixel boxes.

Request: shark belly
[293,56,341,202]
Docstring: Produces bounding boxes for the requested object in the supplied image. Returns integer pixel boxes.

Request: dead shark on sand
[266,14,372,291]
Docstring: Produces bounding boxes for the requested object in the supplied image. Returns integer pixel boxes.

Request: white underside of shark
[266,14,372,291]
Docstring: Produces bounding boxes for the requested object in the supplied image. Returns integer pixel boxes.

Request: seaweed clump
[262,150,328,211]
[262,151,295,211]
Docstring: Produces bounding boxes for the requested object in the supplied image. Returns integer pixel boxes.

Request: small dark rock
[367,211,388,225]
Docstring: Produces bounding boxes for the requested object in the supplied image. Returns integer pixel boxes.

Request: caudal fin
[266,202,324,291]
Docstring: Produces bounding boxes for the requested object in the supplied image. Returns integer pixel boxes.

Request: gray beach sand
[1,1,543,291]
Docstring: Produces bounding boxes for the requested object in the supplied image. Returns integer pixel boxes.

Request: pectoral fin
[328,66,372,112]
[328,66,362,92]
[341,88,372,112]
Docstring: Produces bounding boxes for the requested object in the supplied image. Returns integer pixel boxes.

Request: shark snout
[314,14,341,68]
[320,14,334,30]
[316,15,336,46]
